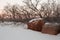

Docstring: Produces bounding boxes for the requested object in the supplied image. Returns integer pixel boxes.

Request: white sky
[0,0,60,9]
[0,0,24,9]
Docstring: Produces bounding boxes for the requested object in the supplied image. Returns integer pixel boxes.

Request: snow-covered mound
[0,22,60,40]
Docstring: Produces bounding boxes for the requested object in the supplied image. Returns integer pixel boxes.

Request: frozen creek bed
[0,22,60,40]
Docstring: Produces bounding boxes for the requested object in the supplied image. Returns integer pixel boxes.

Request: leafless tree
[3,4,22,21]
[22,0,43,18]
[43,0,60,22]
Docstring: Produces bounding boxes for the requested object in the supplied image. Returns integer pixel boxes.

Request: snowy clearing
[0,22,60,40]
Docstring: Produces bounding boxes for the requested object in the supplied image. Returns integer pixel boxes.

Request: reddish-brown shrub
[42,23,60,35]
[27,18,45,31]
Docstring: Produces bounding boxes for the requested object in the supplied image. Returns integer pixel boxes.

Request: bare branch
[35,0,40,7]
[23,0,40,12]
[30,0,38,11]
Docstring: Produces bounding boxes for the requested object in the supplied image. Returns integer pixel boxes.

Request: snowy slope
[0,22,60,40]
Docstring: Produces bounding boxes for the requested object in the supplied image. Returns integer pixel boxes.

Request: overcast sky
[0,0,60,9]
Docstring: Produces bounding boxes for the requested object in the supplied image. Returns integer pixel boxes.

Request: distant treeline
[0,0,60,23]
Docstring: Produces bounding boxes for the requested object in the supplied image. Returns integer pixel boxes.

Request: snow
[45,22,60,27]
[0,22,60,40]
[45,23,59,25]
[29,18,43,23]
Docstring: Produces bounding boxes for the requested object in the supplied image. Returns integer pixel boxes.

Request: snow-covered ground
[0,22,60,40]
